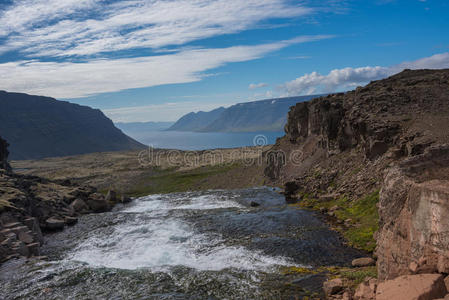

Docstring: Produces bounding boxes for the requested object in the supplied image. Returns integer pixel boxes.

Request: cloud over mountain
[280,52,449,96]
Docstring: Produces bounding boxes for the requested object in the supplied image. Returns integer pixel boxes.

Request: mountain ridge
[0,91,145,160]
[168,95,323,132]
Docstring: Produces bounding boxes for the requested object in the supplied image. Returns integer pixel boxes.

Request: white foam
[69,217,296,272]
[123,193,243,213]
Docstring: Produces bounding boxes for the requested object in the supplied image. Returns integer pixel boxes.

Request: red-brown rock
[354,278,377,300]
[323,278,344,296]
[352,257,375,267]
[376,274,447,300]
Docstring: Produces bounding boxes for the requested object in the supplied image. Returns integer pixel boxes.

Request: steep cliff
[0,91,145,160]
[265,69,449,281]
[0,136,11,172]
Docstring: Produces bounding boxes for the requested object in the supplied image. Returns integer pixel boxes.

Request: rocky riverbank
[265,69,449,299]
[0,135,132,263]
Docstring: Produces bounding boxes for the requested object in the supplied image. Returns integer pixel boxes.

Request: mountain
[0,91,145,160]
[168,95,322,132]
[168,107,226,131]
[202,96,321,132]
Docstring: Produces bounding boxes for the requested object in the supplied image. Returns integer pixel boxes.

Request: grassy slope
[294,191,379,252]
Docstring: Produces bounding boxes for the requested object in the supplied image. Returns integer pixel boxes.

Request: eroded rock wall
[265,69,449,281]
[0,136,11,172]
[377,145,449,280]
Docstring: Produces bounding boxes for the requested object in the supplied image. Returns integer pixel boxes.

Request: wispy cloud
[0,1,336,98]
[249,83,268,90]
[103,101,237,123]
[0,36,332,98]
[0,0,314,58]
[279,52,449,96]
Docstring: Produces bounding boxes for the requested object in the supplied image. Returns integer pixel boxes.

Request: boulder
[64,216,78,226]
[352,257,375,267]
[376,274,447,300]
[70,199,88,212]
[250,201,260,207]
[18,231,34,244]
[27,243,40,256]
[86,198,110,213]
[354,278,377,300]
[24,217,43,244]
[45,217,65,231]
[12,240,29,257]
[323,278,344,296]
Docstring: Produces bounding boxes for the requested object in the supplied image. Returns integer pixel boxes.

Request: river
[0,188,362,299]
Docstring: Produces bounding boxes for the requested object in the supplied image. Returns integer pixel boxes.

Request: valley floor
[12,146,271,196]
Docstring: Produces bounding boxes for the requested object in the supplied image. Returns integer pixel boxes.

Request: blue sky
[0,0,448,122]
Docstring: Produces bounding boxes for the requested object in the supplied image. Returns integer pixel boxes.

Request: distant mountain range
[168,107,226,131]
[167,95,323,132]
[0,91,145,160]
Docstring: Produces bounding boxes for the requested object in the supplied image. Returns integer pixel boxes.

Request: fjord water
[124,130,285,150]
[1,188,361,299]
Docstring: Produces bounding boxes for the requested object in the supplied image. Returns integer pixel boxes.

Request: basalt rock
[264,69,449,286]
[0,137,117,264]
[0,136,11,172]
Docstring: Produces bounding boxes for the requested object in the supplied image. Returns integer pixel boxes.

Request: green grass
[340,266,377,286]
[297,190,380,252]
[127,163,237,196]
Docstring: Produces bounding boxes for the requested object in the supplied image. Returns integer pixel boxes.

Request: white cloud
[103,101,237,123]
[0,36,332,98]
[0,0,314,57]
[280,52,449,96]
[249,83,268,90]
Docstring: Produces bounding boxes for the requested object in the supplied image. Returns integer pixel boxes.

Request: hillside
[168,107,225,131]
[115,121,174,141]
[0,91,145,160]
[168,95,321,132]
[265,69,449,296]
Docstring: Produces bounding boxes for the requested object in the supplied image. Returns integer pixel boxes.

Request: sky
[0,0,448,122]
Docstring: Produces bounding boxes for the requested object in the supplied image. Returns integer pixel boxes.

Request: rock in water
[70,199,89,212]
[87,194,110,213]
[45,217,65,231]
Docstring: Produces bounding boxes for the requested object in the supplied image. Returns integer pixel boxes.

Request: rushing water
[0,188,362,299]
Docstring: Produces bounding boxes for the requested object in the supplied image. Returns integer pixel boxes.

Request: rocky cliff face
[0,136,128,264]
[265,69,449,282]
[377,145,449,280]
[0,136,11,172]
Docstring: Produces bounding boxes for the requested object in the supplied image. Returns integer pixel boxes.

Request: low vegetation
[294,191,380,252]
